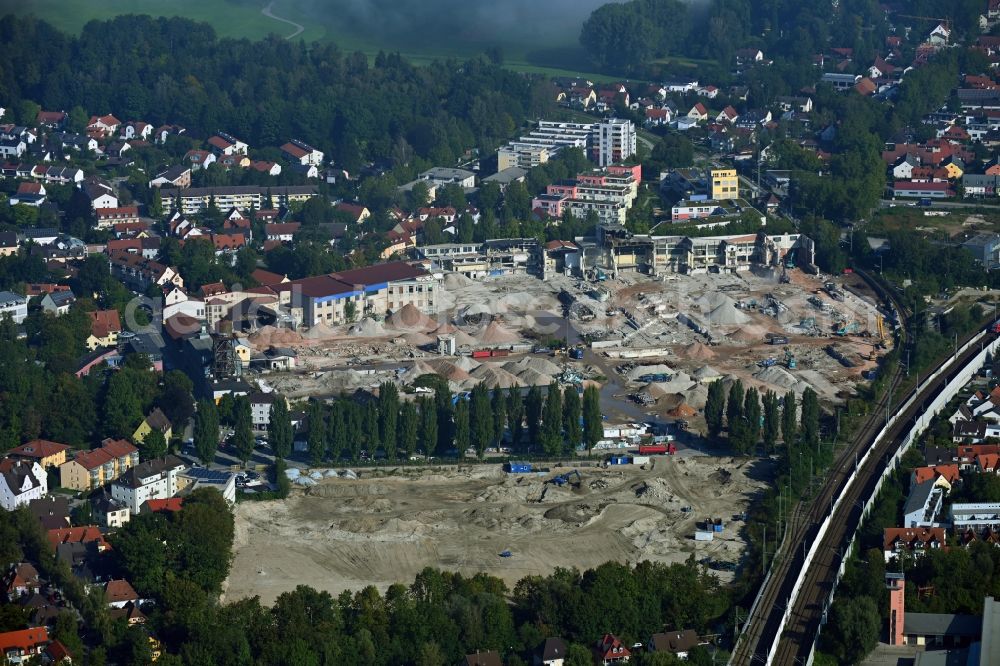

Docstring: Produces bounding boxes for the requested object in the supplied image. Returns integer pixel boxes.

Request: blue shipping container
[505,462,532,473]
[609,456,629,465]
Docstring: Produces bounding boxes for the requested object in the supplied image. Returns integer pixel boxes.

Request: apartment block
[158,185,318,215]
[496,119,635,170]
[710,168,739,200]
[59,439,139,491]
[418,238,544,278]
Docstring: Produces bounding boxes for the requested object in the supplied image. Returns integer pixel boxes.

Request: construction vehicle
[834,322,861,336]
[768,335,789,345]
[785,251,796,269]
[638,443,677,455]
[499,550,513,558]
[780,265,790,284]
[758,357,777,368]
[784,349,797,369]
[548,470,582,488]
[569,347,585,360]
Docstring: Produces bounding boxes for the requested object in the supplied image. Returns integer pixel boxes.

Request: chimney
[886,572,905,646]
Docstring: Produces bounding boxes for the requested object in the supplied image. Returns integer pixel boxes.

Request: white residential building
[0,461,47,511]
[0,291,27,324]
[110,455,186,514]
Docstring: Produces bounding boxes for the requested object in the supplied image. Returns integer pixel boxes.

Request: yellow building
[6,439,70,469]
[943,160,964,180]
[132,408,173,444]
[710,168,739,200]
[59,439,139,491]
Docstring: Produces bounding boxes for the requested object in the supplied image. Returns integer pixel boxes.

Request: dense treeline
[280,377,604,465]
[0,14,554,171]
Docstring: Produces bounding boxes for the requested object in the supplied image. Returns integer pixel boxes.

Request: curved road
[261,1,304,40]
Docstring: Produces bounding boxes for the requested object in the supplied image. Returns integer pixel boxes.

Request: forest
[0,14,554,172]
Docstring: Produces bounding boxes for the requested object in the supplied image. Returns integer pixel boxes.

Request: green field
[5,0,325,41]
[3,0,616,77]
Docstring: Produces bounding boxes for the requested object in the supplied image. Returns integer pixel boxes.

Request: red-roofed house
[334,202,371,224]
[6,440,70,469]
[46,525,110,551]
[207,132,247,156]
[716,106,739,124]
[87,114,121,137]
[104,579,141,608]
[45,639,72,663]
[183,149,216,171]
[36,111,66,128]
[0,627,49,663]
[978,453,1000,473]
[265,223,301,242]
[644,108,673,127]
[281,139,324,166]
[911,464,960,493]
[211,232,247,253]
[687,103,709,121]
[95,206,140,229]
[250,269,288,286]
[143,497,184,513]
[883,527,946,563]
[59,439,138,491]
[250,160,281,176]
[594,634,631,664]
[86,309,122,350]
[855,77,877,96]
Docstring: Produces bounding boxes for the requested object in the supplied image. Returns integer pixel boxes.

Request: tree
[563,386,582,453]
[232,396,254,463]
[705,380,726,441]
[800,387,820,449]
[307,401,327,464]
[583,385,603,453]
[103,371,144,439]
[525,386,543,451]
[825,596,880,664]
[419,396,438,459]
[193,399,219,465]
[507,386,524,451]
[742,387,761,453]
[140,428,168,460]
[268,396,293,459]
[782,390,797,445]
[399,401,419,460]
[541,382,564,456]
[762,390,781,453]
[328,401,347,462]
[491,389,507,449]
[378,382,399,461]
[158,370,195,429]
[454,398,470,457]
[470,383,492,460]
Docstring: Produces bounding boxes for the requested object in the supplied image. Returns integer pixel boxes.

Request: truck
[918,198,932,207]
[471,349,510,359]
[768,336,789,345]
[992,321,1000,334]
[638,443,677,455]
[569,347,584,360]
[758,357,777,368]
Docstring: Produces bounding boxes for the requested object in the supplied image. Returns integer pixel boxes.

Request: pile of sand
[728,325,768,343]
[470,364,525,389]
[478,321,520,345]
[425,359,473,381]
[680,342,716,360]
[386,304,437,332]
[503,357,563,377]
[693,365,722,382]
[646,372,695,397]
[627,363,674,381]
[443,273,474,289]
[707,300,750,326]
[403,331,435,345]
[432,324,478,347]
[349,318,387,337]
[249,325,304,346]
[453,356,481,372]
[755,366,810,393]
[684,384,710,409]
[668,402,698,418]
[515,368,555,386]
[301,322,337,340]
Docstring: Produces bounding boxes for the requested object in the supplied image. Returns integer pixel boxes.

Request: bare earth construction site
[228,456,768,604]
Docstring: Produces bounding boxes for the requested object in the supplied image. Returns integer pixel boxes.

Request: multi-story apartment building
[496,119,636,169]
[418,238,544,278]
[111,455,186,514]
[59,439,139,491]
[710,168,740,200]
[158,185,318,216]
[268,261,439,327]
[532,166,640,225]
[565,224,816,278]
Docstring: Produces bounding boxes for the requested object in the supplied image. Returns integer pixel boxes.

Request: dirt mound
[728,325,767,343]
[627,363,674,381]
[693,365,721,381]
[387,304,437,332]
[470,364,525,389]
[452,356,481,372]
[515,367,555,386]
[403,331,435,345]
[645,372,695,396]
[707,300,750,326]
[680,342,716,360]
[668,402,698,418]
[350,318,387,337]
[755,365,801,390]
[478,321,520,345]
[425,359,473,382]
[301,322,338,340]
[250,325,304,346]
[503,357,563,377]
[443,272,474,289]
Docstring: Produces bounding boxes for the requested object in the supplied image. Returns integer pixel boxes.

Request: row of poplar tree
[190,376,605,464]
[703,379,821,455]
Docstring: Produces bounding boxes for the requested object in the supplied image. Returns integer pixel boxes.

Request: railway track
[731,268,909,665]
